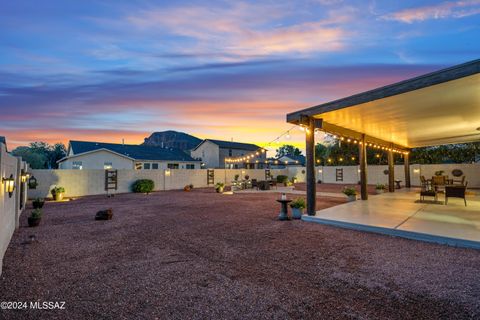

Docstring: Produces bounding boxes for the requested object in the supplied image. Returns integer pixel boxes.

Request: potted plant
[342,186,357,202]
[290,198,306,219]
[28,208,42,227]
[215,182,225,193]
[183,185,191,191]
[51,186,65,201]
[32,198,45,209]
[434,170,445,176]
[291,176,298,184]
[245,175,250,180]
[375,184,386,194]
[234,174,240,181]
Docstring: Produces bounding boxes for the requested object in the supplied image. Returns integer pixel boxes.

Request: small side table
[276,199,292,220]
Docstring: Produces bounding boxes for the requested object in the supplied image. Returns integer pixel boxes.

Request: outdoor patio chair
[420,176,432,191]
[452,176,466,185]
[251,179,259,190]
[445,182,468,206]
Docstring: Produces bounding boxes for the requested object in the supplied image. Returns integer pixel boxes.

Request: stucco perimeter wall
[0,143,27,275]
[314,164,479,187]
[28,169,290,199]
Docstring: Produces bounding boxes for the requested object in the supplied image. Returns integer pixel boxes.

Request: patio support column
[404,152,411,188]
[305,117,316,215]
[388,146,395,192]
[359,134,368,200]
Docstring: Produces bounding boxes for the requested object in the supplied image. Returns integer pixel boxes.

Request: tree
[276,144,302,158]
[11,142,67,169]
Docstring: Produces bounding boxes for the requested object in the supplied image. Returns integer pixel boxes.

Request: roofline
[287,59,480,123]
[133,159,202,162]
[57,148,136,163]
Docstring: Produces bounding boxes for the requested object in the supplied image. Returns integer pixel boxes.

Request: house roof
[279,154,306,165]
[287,59,480,148]
[194,139,261,151]
[69,140,198,162]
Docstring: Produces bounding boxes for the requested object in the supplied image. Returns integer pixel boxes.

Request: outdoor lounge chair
[251,179,259,190]
[445,182,468,206]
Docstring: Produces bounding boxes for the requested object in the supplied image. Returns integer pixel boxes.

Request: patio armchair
[420,175,432,191]
[445,182,468,206]
[251,179,259,190]
[452,176,466,186]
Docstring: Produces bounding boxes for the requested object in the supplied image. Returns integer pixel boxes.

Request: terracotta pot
[28,217,41,227]
[216,187,224,193]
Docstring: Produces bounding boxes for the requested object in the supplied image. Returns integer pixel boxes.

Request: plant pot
[375,189,384,194]
[347,195,356,202]
[291,208,304,219]
[215,187,224,193]
[54,193,64,201]
[28,217,41,227]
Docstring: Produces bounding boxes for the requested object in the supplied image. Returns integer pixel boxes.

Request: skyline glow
[1,0,479,152]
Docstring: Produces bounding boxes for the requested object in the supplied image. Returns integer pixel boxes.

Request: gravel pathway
[1,188,479,319]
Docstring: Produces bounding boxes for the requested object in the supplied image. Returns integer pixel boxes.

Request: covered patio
[287,59,480,246]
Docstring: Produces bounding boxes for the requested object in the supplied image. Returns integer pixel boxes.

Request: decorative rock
[95,208,113,220]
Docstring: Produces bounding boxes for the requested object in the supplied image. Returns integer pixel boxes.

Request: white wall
[0,143,27,275]
[59,150,134,169]
[28,168,289,199]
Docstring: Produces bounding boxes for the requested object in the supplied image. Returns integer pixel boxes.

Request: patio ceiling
[287,59,480,148]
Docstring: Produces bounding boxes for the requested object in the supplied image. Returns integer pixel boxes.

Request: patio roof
[287,59,480,148]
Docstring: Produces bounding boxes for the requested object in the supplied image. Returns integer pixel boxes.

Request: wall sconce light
[28,175,38,189]
[3,174,15,198]
[165,169,171,176]
[413,169,420,174]
[318,169,323,173]
[21,170,30,183]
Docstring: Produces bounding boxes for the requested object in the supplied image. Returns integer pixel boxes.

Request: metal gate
[105,170,118,191]
[207,169,215,185]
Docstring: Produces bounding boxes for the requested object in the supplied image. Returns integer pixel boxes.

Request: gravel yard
[1,187,479,319]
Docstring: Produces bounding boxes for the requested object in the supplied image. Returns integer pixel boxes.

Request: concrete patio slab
[303,189,480,249]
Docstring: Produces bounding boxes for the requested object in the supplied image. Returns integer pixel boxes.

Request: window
[135,163,142,170]
[152,163,159,169]
[143,163,151,170]
[167,163,179,169]
[186,164,195,169]
[72,161,83,170]
[228,149,232,156]
[104,162,113,170]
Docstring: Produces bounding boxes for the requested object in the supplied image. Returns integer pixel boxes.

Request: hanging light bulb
[285,131,291,139]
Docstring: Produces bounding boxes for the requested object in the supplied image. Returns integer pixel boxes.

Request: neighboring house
[57,141,201,170]
[191,139,266,169]
[268,155,306,169]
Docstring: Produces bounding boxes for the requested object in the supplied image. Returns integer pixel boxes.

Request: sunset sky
[1,0,479,153]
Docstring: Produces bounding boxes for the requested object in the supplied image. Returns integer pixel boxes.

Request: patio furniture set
[420,175,468,206]
[232,178,277,191]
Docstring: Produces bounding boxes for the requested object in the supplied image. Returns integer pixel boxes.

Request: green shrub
[132,179,154,193]
[375,183,386,190]
[342,186,357,196]
[276,175,288,184]
[30,208,42,219]
[290,198,306,209]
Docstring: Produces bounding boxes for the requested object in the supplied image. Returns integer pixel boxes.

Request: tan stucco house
[58,140,201,170]
[191,139,266,169]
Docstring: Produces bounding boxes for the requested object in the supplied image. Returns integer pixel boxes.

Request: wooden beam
[388,147,395,192]
[359,134,368,200]
[305,117,316,215]
[404,152,411,188]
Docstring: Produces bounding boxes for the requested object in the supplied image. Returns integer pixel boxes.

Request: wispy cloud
[382,0,480,23]
[126,2,352,57]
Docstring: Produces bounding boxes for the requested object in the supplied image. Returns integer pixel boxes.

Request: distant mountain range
[142,131,202,151]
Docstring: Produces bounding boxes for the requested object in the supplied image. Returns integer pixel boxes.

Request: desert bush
[132,179,154,193]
